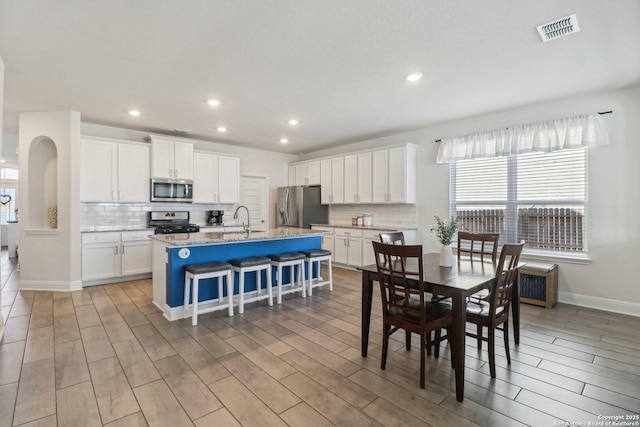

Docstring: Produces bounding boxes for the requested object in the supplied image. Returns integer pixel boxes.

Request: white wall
[81,124,297,228]
[18,111,82,291]
[301,85,640,315]
[0,52,5,339]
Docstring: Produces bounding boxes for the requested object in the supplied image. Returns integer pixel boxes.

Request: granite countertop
[151,227,323,247]
[310,223,417,231]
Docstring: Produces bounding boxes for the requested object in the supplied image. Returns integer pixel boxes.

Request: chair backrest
[372,241,425,322]
[457,231,499,263]
[379,231,405,245]
[487,241,524,321]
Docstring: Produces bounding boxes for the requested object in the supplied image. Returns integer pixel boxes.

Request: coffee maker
[207,210,224,226]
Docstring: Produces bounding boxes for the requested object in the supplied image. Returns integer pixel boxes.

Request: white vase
[439,245,453,267]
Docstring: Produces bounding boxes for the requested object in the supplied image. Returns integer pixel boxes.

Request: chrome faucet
[233,205,251,233]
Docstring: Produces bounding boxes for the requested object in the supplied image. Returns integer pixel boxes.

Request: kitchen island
[151,228,323,320]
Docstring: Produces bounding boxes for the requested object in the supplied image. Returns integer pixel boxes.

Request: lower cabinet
[312,226,415,268]
[361,229,381,267]
[311,226,335,261]
[334,228,362,267]
[82,230,153,283]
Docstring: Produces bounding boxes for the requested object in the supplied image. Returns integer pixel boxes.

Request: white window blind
[450,147,588,255]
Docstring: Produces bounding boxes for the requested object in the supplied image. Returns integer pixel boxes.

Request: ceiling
[1,0,639,158]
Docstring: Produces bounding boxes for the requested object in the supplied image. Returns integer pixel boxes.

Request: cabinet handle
[118,191,122,200]
[122,244,125,254]
[114,245,118,255]
[112,191,116,201]
[175,169,178,177]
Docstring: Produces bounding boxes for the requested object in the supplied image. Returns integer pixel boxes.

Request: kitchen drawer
[362,229,386,240]
[334,228,363,238]
[121,230,154,242]
[82,232,120,244]
[311,226,334,234]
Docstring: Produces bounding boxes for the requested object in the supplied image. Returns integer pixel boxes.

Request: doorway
[240,175,268,231]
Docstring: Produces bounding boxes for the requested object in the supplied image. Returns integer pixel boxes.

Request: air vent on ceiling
[536,14,580,42]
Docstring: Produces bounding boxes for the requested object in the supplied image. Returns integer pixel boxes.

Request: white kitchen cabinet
[334,228,362,266]
[320,159,332,204]
[81,232,121,281]
[361,229,380,267]
[193,151,240,204]
[372,144,416,203]
[149,136,194,179]
[82,231,153,283]
[331,157,345,204]
[121,231,154,276]
[81,138,149,203]
[290,160,321,186]
[344,153,372,204]
[311,226,335,261]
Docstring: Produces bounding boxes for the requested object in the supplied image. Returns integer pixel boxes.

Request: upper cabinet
[193,151,240,204]
[320,157,344,204]
[149,136,193,179]
[80,137,149,203]
[372,144,416,204]
[344,152,372,204]
[293,143,416,205]
[288,160,321,186]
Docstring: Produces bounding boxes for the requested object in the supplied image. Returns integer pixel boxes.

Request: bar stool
[267,252,306,304]
[300,249,333,296]
[184,261,233,325]
[228,256,273,314]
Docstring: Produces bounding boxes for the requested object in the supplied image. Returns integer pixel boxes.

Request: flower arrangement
[431,215,457,246]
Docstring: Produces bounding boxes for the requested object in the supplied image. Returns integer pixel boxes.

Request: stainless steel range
[149,211,200,234]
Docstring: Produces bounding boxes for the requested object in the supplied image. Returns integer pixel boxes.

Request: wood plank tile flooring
[1,250,639,426]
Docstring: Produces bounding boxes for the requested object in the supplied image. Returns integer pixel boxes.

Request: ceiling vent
[536,14,580,42]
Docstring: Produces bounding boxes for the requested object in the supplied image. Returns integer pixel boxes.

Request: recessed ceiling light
[128,110,141,116]
[0,159,5,164]
[287,119,299,126]
[207,99,221,107]
[217,126,227,133]
[280,138,289,144]
[405,73,423,82]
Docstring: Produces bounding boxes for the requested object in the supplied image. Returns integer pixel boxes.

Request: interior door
[241,175,268,230]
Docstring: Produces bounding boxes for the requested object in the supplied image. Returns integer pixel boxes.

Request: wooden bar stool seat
[267,252,306,304]
[300,249,333,296]
[228,256,273,313]
[184,261,233,325]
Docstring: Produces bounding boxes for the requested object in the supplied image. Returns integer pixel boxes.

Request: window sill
[521,249,591,265]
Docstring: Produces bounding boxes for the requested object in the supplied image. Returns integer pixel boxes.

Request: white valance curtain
[436,113,610,164]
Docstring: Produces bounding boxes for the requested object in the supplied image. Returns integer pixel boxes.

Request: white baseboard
[558,291,640,318]
[19,280,84,292]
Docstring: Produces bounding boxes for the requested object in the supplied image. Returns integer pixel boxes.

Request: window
[450,147,587,257]
[1,168,19,224]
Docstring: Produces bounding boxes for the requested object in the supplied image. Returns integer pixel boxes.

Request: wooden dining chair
[379,231,405,245]
[457,231,499,262]
[372,241,454,389]
[458,232,500,303]
[464,241,524,378]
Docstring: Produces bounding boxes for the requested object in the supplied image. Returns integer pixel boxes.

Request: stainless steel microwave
[151,178,193,203]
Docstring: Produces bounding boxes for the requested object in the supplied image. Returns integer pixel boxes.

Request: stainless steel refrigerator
[276,186,328,228]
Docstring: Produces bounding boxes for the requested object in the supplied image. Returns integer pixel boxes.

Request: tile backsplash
[80,202,238,231]
[329,204,417,228]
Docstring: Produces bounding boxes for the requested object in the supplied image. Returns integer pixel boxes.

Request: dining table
[358,252,521,402]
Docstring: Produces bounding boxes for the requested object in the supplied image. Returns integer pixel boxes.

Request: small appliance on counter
[149,211,200,234]
[363,213,374,226]
[207,210,224,226]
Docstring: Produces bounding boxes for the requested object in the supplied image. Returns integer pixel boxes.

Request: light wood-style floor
[1,250,639,426]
